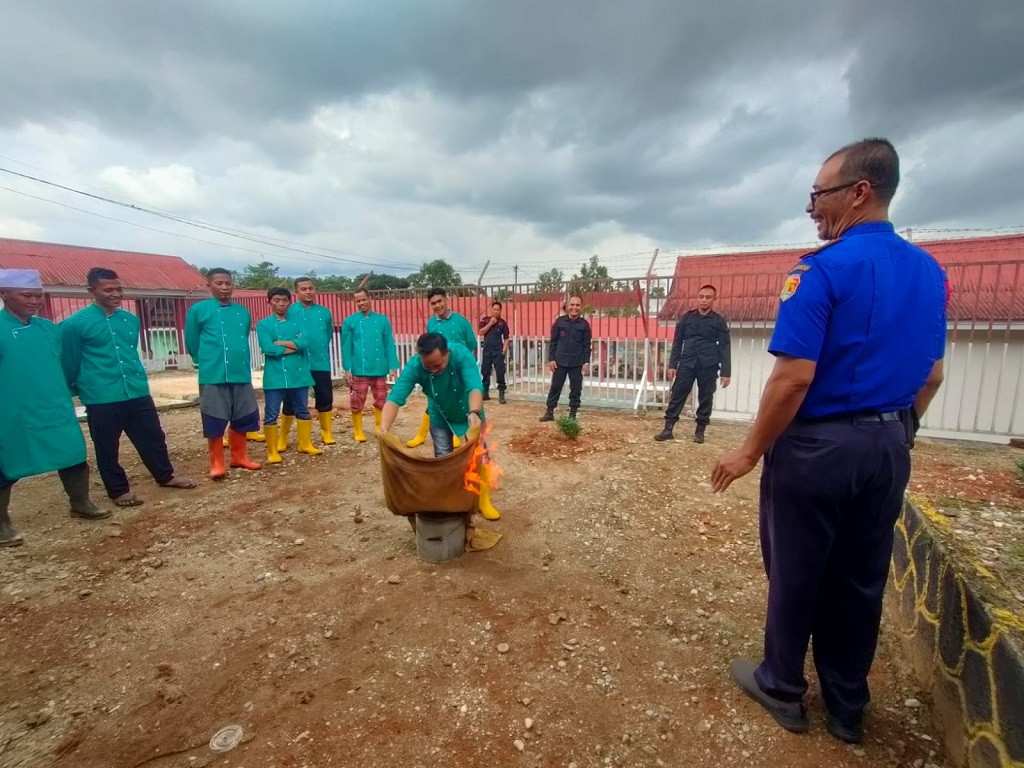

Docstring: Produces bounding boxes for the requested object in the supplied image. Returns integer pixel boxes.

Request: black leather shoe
[654,429,674,442]
[825,713,863,744]
[498,393,507,404]
[482,392,491,401]
[730,660,809,733]
[693,428,706,444]
[538,410,555,422]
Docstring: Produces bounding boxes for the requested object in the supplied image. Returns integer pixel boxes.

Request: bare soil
[0,398,964,768]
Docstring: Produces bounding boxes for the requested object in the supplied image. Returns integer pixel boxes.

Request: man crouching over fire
[379,333,500,520]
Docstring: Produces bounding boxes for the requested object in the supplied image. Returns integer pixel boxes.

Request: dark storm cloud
[1,0,1022,252]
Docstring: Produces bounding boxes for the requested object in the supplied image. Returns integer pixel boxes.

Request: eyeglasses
[808,181,869,206]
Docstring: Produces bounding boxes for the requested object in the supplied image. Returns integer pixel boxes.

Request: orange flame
[463,422,503,494]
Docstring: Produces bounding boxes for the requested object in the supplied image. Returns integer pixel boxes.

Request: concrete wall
[889,499,1024,767]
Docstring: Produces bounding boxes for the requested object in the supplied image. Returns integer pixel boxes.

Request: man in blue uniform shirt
[711,139,947,745]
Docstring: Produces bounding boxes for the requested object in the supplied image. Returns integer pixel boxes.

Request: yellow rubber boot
[406,412,430,448]
[296,419,323,455]
[263,425,282,464]
[352,412,367,443]
[278,415,294,452]
[222,434,230,447]
[452,433,462,448]
[318,411,336,445]
[246,431,266,442]
[373,407,382,433]
[478,463,500,520]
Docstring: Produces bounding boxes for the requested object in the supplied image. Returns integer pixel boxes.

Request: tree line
[192,254,664,297]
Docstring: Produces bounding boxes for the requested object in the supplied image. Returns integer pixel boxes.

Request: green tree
[408,259,462,288]
[353,272,411,291]
[570,255,612,294]
[649,285,666,298]
[316,273,354,292]
[237,260,282,289]
[535,268,564,294]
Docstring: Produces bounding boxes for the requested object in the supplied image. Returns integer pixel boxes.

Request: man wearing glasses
[711,139,947,745]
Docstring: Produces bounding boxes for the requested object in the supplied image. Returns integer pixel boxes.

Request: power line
[0,165,420,272]
[0,186,402,272]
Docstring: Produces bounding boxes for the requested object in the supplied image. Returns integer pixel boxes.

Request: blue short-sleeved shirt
[768,221,947,418]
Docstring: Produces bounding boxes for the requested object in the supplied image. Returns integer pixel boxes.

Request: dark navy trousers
[754,415,911,725]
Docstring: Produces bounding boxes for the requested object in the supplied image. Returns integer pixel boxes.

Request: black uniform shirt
[668,309,731,376]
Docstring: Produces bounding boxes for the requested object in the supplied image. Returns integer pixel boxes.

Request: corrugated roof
[0,237,208,293]
[659,234,1024,323]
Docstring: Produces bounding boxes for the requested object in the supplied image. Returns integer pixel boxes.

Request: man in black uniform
[539,295,591,422]
[711,138,947,744]
[478,301,510,404]
[655,284,731,443]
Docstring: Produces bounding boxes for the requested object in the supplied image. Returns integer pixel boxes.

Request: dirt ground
[2,396,990,768]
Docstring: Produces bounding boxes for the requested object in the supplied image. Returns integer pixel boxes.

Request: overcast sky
[1,0,1021,283]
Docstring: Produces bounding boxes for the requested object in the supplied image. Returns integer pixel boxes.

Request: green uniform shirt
[184,299,253,385]
[256,314,314,390]
[60,304,151,405]
[340,311,399,377]
[427,311,477,354]
[0,309,87,480]
[286,302,334,372]
[387,344,484,436]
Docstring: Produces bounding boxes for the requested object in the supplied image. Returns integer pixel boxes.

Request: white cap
[0,269,43,290]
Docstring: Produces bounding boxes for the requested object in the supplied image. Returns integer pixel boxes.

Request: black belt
[797,410,905,425]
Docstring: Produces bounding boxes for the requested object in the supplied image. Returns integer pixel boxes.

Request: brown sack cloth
[378,427,481,517]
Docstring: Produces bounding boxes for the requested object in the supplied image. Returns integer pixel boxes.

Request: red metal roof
[659,234,1024,323]
[0,237,208,293]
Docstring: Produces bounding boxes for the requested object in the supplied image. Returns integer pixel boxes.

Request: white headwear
[0,269,43,290]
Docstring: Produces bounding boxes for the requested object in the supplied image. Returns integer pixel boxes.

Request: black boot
[654,427,674,442]
[0,485,24,547]
[568,408,578,421]
[539,409,555,422]
[693,425,706,444]
[482,391,491,401]
[58,464,112,520]
[498,391,507,404]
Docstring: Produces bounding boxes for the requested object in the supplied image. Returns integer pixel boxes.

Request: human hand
[710,449,760,492]
[583,363,591,375]
[468,413,482,429]
[389,369,397,379]
[547,361,557,373]
[720,376,731,388]
[345,372,353,386]
[667,368,677,381]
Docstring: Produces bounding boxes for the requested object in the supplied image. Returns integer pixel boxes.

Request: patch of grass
[1016,457,1024,483]
[556,414,582,439]
[1009,544,1024,564]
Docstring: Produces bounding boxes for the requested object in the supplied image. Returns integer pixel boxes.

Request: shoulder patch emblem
[780,274,801,302]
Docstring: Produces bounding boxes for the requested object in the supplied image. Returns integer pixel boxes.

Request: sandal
[113,493,144,508]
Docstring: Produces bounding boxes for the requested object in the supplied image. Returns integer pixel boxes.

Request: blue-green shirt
[60,304,151,405]
[0,309,87,480]
[184,299,253,385]
[387,344,484,436]
[426,311,477,355]
[341,311,399,377]
[256,314,314,390]
[287,302,334,372]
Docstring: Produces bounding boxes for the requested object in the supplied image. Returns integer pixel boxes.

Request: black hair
[87,267,118,287]
[491,300,503,309]
[353,287,369,298]
[698,284,717,296]
[427,287,447,300]
[294,276,315,288]
[267,287,292,301]
[416,332,448,356]
[207,267,233,281]
[828,138,900,205]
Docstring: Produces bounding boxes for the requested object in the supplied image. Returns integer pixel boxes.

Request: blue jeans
[264,388,309,426]
[429,420,456,458]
